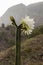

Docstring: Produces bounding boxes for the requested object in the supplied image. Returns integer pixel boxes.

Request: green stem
[16,26,21,65]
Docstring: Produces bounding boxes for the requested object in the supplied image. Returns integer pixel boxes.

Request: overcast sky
[0,0,43,16]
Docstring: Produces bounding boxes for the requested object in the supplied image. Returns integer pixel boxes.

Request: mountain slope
[27,2,43,27]
[0,3,26,26]
[0,2,43,27]
[0,34,43,65]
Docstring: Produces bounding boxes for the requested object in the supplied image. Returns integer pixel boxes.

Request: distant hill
[0,3,26,26]
[27,2,43,27]
[0,2,43,27]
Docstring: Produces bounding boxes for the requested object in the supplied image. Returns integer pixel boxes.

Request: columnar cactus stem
[10,16,35,65]
[16,26,21,65]
[10,16,21,65]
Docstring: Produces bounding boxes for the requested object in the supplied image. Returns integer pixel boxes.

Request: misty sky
[0,0,43,16]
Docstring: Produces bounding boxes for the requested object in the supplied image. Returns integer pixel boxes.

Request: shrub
[28,25,43,38]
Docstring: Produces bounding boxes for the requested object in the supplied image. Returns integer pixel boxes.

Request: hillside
[0,24,43,52]
[0,25,28,51]
[0,34,43,65]
[0,25,16,51]
[0,3,26,26]
[0,2,43,27]
[27,2,43,27]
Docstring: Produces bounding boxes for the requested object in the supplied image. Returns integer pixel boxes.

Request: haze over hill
[0,2,43,27]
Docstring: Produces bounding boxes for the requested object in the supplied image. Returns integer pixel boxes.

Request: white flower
[20,16,35,35]
[10,16,35,35]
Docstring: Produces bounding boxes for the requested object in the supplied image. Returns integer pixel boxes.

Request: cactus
[10,16,21,65]
[10,16,35,65]
[16,26,21,65]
